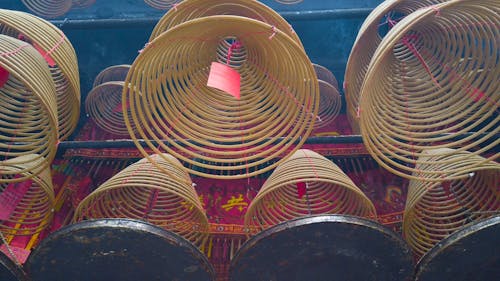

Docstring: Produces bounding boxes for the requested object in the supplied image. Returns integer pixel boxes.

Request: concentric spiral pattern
[313,63,338,90]
[0,35,58,182]
[74,154,209,246]
[20,0,73,19]
[359,0,499,179]
[1,154,55,236]
[144,0,179,10]
[0,9,81,141]
[403,148,500,258]
[245,149,376,233]
[124,16,319,179]
[149,0,302,48]
[92,64,131,88]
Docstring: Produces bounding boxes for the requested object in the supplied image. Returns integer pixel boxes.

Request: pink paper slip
[0,180,32,220]
[207,62,241,99]
[0,66,9,88]
[0,244,30,264]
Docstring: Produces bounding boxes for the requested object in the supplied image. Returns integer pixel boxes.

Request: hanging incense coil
[0,35,58,183]
[359,0,499,180]
[0,154,55,237]
[144,0,179,10]
[313,80,341,130]
[403,148,500,258]
[313,63,338,90]
[19,0,73,19]
[0,9,81,141]
[244,149,376,233]
[149,0,303,48]
[74,154,209,246]
[345,0,446,133]
[92,64,131,88]
[124,16,319,180]
[85,81,136,136]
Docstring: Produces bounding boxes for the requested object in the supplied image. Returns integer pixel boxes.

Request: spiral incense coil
[74,154,209,246]
[85,81,137,136]
[0,154,55,236]
[0,35,58,183]
[359,0,500,180]
[19,0,73,19]
[313,80,341,129]
[345,0,446,133]
[124,16,319,180]
[274,0,303,4]
[92,64,131,88]
[149,0,303,49]
[72,0,96,9]
[403,148,500,258]
[244,149,376,232]
[144,0,179,10]
[0,9,81,141]
[313,63,338,90]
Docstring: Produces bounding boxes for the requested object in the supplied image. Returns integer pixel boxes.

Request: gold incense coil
[313,63,338,90]
[359,0,499,180]
[244,149,376,233]
[0,154,55,236]
[0,35,58,183]
[92,64,131,88]
[19,0,73,19]
[124,15,319,180]
[85,81,136,136]
[345,0,446,133]
[144,0,179,10]
[0,9,81,141]
[74,154,209,247]
[403,148,500,258]
[313,80,341,129]
[149,0,303,48]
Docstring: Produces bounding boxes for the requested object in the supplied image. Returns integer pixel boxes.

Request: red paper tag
[297,182,306,199]
[0,244,30,264]
[0,66,9,88]
[207,62,241,99]
[0,180,32,220]
[32,42,56,67]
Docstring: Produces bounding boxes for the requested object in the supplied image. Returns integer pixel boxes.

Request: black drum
[0,250,27,281]
[230,215,414,281]
[415,216,500,281]
[25,219,215,281]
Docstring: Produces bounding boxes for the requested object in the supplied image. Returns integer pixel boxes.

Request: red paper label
[296,182,306,199]
[0,66,9,88]
[207,62,241,99]
[0,180,32,220]
[32,42,56,67]
[0,244,30,264]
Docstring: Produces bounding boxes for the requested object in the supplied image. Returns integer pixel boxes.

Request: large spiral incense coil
[313,63,338,90]
[359,0,499,180]
[92,64,131,88]
[149,0,303,48]
[144,0,179,10]
[403,148,500,258]
[0,35,58,183]
[313,80,341,130]
[0,154,55,236]
[244,149,376,232]
[85,81,136,136]
[124,16,319,180]
[19,0,73,19]
[345,0,446,133]
[74,154,209,246]
[0,9,81,141]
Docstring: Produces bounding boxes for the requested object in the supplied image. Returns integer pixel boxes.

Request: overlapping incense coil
[149,0,303,48]
[74,154,209,246]
[144,0,179,10]
[0,9,81,141]
[244,149,376,232]
[313,63,338,90]
[0,154,55,236]
[0,35,58,182]
[345,0,446,133]
[403,148,500,258]
[359,0,499,179]
[124,16,319,180]
[19,0,73,19]
[85,81,136,136]
[93,64,131,88]
[313,80,341,129]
